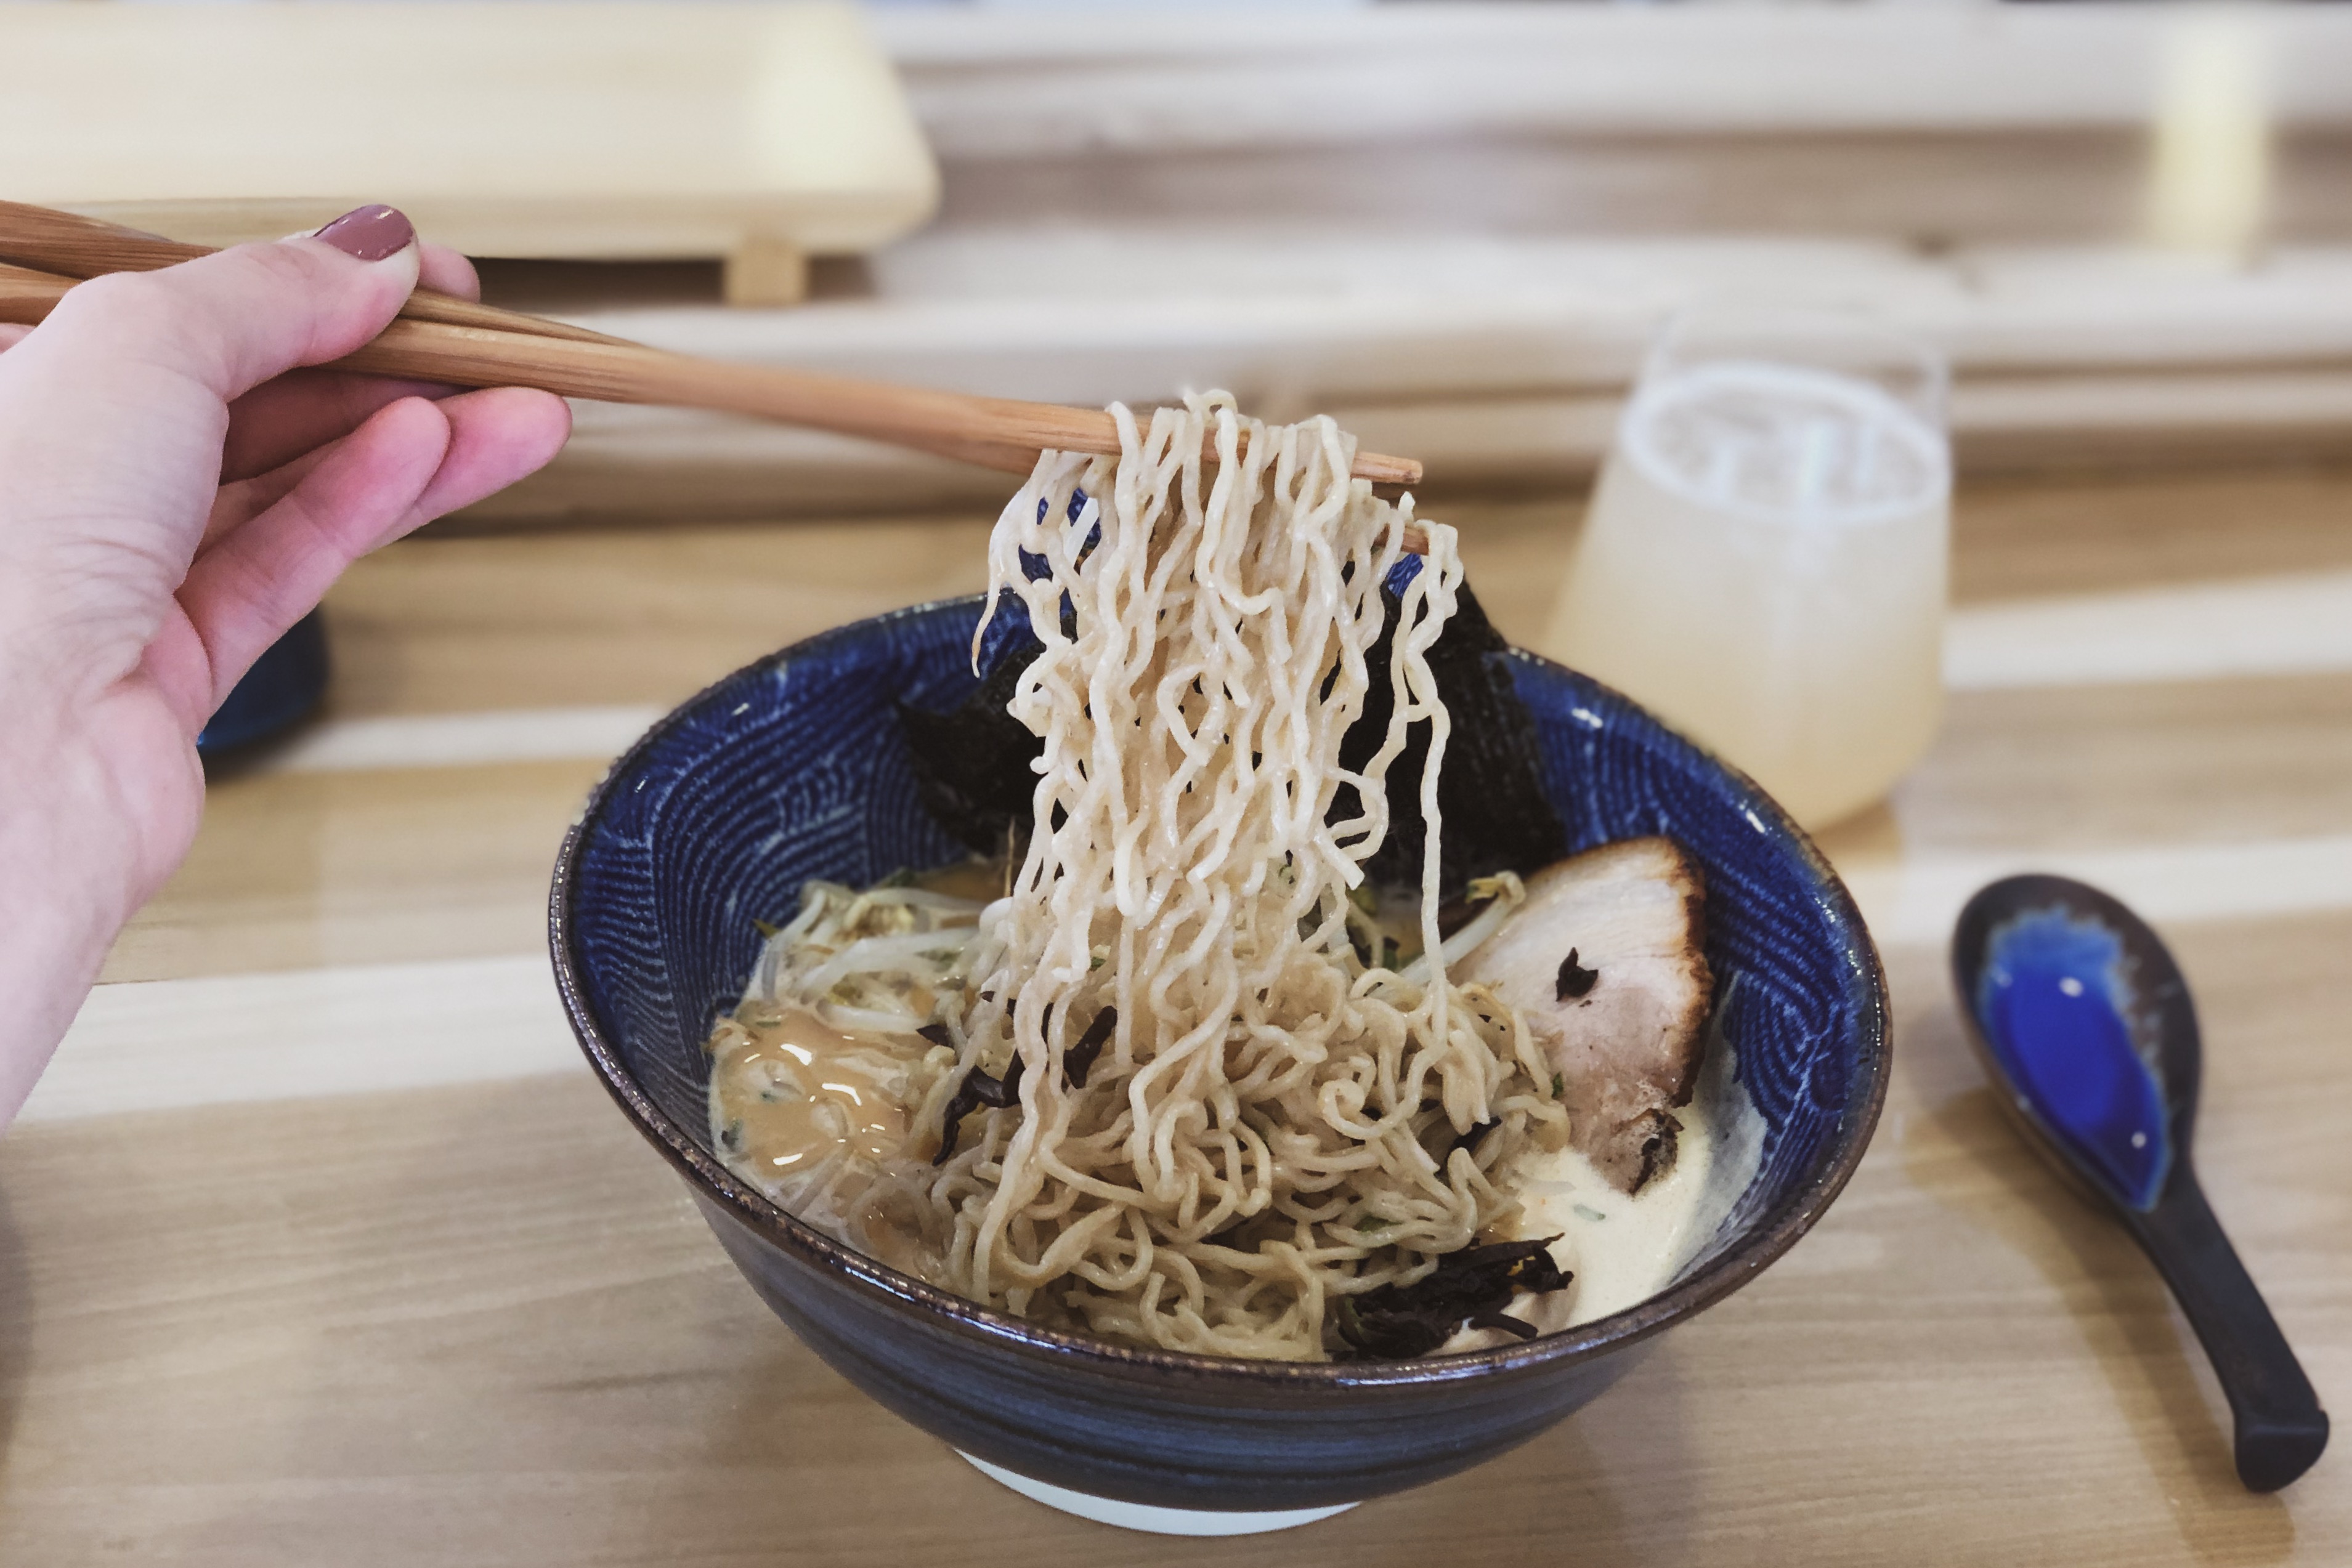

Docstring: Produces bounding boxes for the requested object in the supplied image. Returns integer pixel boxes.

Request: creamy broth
[710,1008,927,1175]
[1443,1015,1767,1351]
[708,1001,960,1282]
[1518,1098,1733,1326]
[1430,1014,1766,1354]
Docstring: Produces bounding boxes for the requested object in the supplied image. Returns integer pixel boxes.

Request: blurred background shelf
[0,1,936,302]
[464,1,2352,519]
[14,0,2352,507]
[458,234,2352,523]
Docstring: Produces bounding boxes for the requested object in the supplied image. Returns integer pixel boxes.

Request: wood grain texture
[333,319,1424,485]
[0,251,1425,488]
[102,761,605,985]
[5,918,2344,1565]
[19,467,2350,1561]
[95,473,2352,989]
[0,200,628,345]
[1950,464,2352,601]
[315,514,998,719]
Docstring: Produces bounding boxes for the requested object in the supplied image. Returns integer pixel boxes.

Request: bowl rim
[548,592,1891,1389]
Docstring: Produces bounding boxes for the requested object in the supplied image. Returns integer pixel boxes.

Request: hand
[0,206,572,1123]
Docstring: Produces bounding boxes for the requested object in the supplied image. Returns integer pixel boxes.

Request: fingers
[0,207,428,673]
[0,323,26,354]
[216,240,481,480]
[221,367,452,482]
[19,218,474,484]
[418,242,481,302]
[177,388,569,710]
[207,383,569,549]
[395,386,570,536]
[203,441,333,552]
[28,219,422,408]
[175,397,448,718]
[0,203,564,726]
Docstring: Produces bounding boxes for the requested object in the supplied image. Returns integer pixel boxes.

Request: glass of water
[1540,308,1951,830]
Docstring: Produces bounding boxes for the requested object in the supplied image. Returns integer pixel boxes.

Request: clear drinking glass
[1540,309,1951,830]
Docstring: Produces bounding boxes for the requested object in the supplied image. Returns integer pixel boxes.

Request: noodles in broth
[711,392,1568,1360]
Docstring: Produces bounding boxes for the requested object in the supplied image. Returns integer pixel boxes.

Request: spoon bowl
[1952,874,2328,1493]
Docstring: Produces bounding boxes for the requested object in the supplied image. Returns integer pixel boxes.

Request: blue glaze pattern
[552,596,1889,1512]
[1974,906,2171,1211]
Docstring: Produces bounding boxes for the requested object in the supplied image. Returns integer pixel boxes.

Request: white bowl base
[957,1452,1359,1536]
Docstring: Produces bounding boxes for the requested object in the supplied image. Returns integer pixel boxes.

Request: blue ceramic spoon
[1951,874,2329,1493]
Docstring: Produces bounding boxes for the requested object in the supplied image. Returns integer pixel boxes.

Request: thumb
[23,205,423,403]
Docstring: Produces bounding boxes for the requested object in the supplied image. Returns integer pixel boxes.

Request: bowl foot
[957,1453,1358,1535]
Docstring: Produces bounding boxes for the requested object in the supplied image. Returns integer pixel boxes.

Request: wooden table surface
[3,464,2346,1565]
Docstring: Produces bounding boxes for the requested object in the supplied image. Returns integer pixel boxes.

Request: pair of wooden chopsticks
[0,200,1425,490]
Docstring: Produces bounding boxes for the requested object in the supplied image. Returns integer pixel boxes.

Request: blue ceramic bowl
[550,595,1889,1514]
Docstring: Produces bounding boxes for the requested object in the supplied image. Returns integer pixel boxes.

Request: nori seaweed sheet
[1334,570,1567,895]
[898,568,1567,887]
[898,610,1043,854]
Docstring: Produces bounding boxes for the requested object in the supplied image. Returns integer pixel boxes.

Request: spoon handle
[2127,1164,2329,1492]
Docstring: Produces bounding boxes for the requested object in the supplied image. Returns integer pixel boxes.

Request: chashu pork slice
[1456,836,1711,1194]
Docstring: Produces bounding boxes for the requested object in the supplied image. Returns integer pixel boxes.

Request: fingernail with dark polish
[313,205,415,262]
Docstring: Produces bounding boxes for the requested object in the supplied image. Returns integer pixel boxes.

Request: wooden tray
[0,1,938,302]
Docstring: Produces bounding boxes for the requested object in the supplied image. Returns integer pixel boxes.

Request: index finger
[418,241,480,303]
